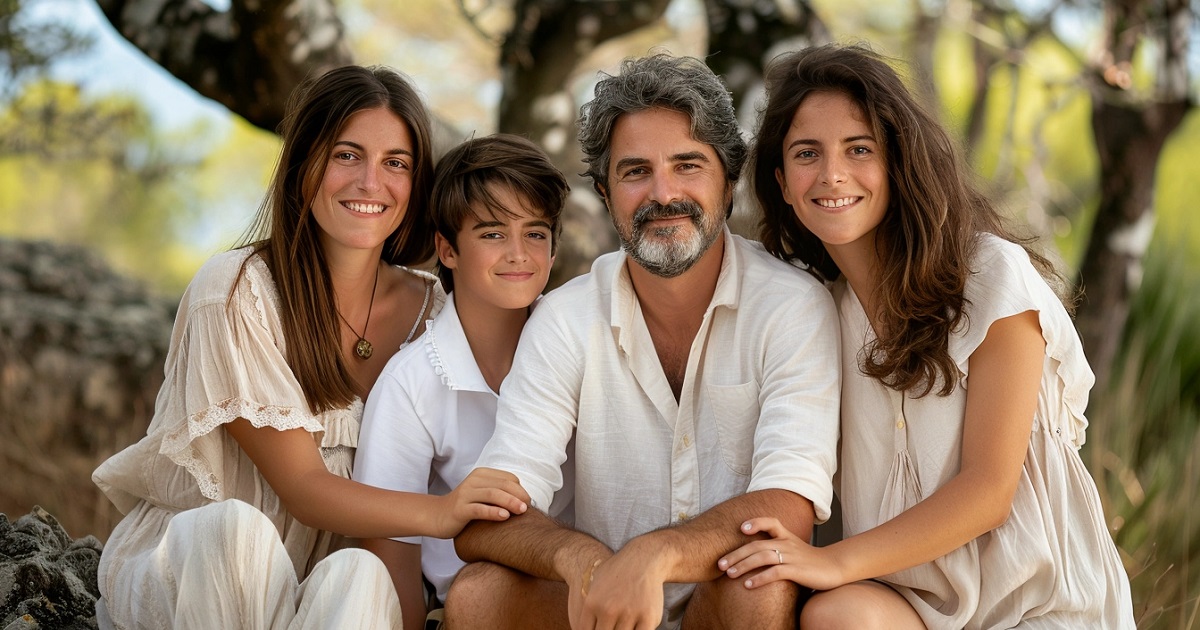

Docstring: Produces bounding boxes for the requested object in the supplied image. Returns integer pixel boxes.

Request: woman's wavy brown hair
[754,43,1063,397]
[237,65,435,412]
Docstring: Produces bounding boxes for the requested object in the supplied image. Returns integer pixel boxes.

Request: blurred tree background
[1,0,1197,625]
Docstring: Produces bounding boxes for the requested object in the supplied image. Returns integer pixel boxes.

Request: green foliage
[190,116,281,252]
[1155,112,1200,268]
[0,0,91,97]
[1087,242,1200,628]
[0,79,207,292]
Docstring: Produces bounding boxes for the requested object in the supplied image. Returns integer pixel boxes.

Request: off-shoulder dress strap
[403,276,435,345]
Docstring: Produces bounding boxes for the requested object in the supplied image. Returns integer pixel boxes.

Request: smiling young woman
[92,66,530,629]
[738,43,1135,629]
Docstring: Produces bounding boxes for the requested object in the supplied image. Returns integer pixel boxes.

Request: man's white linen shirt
[354,293,515,603]
[475,230,841,555]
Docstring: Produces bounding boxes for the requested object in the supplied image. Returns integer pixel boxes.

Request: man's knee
[689,576,798,629]
[444,562,519,622]
[445,563,571,630]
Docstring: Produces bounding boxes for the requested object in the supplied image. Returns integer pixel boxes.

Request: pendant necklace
[336,263,380,360]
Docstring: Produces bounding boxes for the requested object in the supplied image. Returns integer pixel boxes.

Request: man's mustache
[632,200,703,230]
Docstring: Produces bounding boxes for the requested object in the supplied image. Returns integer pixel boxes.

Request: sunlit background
[2,0,1198,625]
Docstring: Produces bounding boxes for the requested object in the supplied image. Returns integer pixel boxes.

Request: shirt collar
[424,293,494,395]
[609,226,742,334]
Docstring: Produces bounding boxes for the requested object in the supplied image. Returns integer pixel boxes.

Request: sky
[30,0,232,131]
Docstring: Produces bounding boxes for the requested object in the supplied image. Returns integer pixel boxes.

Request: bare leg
[798,581,925,629]
[682,575,799,630]
[443,562,570,630]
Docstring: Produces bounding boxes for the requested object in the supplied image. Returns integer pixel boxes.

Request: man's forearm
[455,508,612,582]
[632,488,813,583]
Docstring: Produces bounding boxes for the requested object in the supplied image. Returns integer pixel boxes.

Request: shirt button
[683,435,691,448]
[677,511,688,521]
[896,420,905,430]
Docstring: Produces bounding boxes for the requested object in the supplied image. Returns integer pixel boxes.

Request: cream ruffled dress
[93,247,443,628]
[834,234,1134,629]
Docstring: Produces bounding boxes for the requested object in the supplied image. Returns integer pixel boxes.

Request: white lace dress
[92,247,444,629]
[835,234,1134,629]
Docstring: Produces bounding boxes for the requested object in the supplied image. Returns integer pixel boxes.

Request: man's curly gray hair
[578,54,747,200]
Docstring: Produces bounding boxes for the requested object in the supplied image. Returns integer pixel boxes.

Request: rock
[0,238,177,539]
[0,238,176,452]
[0,507,102,629]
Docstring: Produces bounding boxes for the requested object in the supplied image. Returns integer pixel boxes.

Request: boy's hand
[434,467,530,538]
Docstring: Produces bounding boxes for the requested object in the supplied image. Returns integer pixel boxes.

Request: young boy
[353,134,571,630]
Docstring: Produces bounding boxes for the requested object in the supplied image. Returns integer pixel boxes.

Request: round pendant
[355,338,373,359]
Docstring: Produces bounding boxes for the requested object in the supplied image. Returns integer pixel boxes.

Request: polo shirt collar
[425,292,494,395]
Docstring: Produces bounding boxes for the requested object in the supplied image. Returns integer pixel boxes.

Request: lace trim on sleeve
[160,397,325,501]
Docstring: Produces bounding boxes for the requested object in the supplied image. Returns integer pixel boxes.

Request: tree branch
[94,0,353,131]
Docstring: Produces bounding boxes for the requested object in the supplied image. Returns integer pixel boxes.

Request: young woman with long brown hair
[720,44,1134,628]
[93,65,528,628]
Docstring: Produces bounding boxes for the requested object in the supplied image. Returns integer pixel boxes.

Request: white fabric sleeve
[353,360,436,545]
[157,255,329,502]
[745,276,842,524]
[948,235,1093,444]
[474,302,581,513]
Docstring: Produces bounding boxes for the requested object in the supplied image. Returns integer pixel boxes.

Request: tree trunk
[94,0,352,132]
[702,0,829,110]
[1076,0,1192,392]
[1077,94,1188,391]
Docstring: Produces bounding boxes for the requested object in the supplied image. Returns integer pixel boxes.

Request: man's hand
[433,467,530,539]
[568,537,671,630]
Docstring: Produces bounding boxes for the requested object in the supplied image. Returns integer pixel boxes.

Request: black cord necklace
[336,263,380,360]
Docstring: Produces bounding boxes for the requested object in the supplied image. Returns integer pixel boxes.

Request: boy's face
[436,185,555,311]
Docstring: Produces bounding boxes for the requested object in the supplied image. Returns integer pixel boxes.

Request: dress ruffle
[948,235,1093,447]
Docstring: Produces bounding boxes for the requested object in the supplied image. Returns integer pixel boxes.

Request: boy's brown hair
[430,134,569,293]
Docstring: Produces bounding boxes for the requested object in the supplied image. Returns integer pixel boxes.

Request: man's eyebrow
[334,140,413,157]
[671,151,710,163]
[613,151,712,172]
[613,156,649,172]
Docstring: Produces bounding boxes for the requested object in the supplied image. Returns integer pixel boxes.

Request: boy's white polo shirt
[354,293,498,603]
[353,293,570,603]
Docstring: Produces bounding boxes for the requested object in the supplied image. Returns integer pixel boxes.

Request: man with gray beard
[446,54,840,629]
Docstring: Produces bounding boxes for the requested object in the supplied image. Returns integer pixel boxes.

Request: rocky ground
[1,507,101,629]
[0,238,171,629]
[1,237,175,543]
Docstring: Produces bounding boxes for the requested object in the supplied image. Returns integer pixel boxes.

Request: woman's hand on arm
[720,310,1046,590]
[717,517,845,591]
[432,467,529,539]
[223,421,527,538]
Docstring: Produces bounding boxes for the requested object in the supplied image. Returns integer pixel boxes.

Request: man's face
[601,107,731,278]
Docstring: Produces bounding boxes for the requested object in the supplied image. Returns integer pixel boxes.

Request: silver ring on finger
[774,548,783,565]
